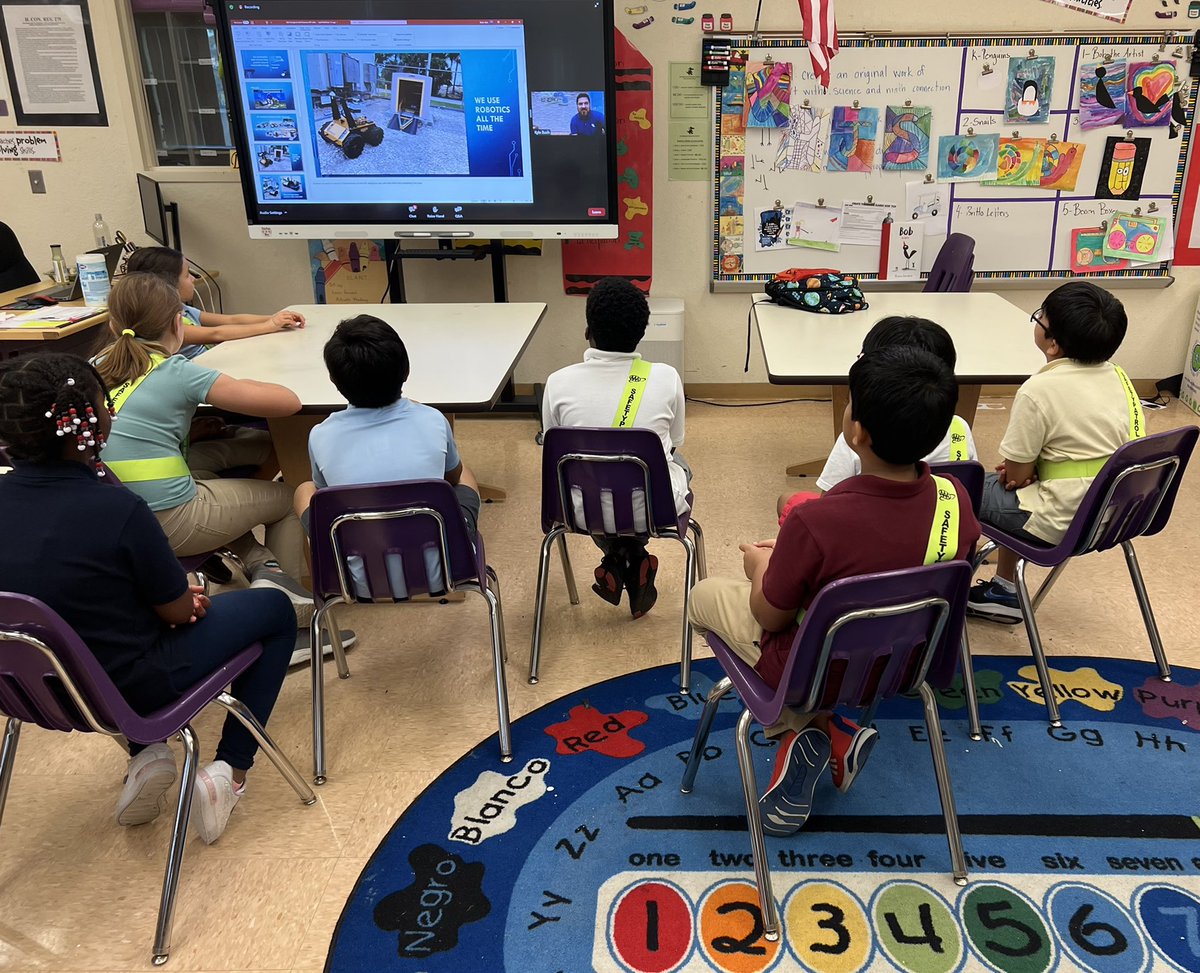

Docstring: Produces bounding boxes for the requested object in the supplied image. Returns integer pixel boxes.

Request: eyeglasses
[1031,307,1050,332]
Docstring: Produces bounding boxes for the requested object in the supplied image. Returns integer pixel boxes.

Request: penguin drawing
[1094,65,1116,110]
[1016,80,1041,118]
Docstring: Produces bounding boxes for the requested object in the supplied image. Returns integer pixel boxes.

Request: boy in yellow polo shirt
[969,281,1144,621]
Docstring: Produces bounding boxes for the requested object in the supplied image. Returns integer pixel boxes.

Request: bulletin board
[712,32,1196,291]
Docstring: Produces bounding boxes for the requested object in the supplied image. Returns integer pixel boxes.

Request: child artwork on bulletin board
[1039,139,1086,190]
[1005,56,1055,124]
[309,239,386,304]
[745,60,792,128]
[776,105,828,172]
[935,132,999,182]
[1071,226,1130,273]
[827,105,879,172]
[1126,61,1176,127]
[1079,60,1127,130]
[756,204,790,251]
[986,138,1046,187]
[881,105,932,171]
[905,180,950,234]
[787,200,841,251]
[1095,135,1150,200]
[1103,212,1168,261]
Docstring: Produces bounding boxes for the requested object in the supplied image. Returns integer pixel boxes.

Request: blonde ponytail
[95,272,181,387]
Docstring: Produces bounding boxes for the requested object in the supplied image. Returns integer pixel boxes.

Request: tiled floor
[0,396,1196,971]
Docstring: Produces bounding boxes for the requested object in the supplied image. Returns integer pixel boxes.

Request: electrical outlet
[28,170,45,194]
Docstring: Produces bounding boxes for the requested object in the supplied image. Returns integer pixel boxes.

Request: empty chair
[529,426,706,690]
[0,593,315,965]
[924,233,976,293]
[307,479,511,783]
[680,562,974,941]
[964,426,1198,731]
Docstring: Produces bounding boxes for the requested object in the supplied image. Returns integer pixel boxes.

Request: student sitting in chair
[293,315,482,558]
[542,277,690,619]
[0,353,297,843]
[688,346,981,836]
[968,281,1144,622]
[778,315,978,522]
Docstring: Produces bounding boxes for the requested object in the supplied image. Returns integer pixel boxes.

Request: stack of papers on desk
[0,306,106,329]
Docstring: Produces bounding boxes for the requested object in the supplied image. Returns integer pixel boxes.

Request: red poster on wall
[561,30,652,295]
[1174,142,1200,266]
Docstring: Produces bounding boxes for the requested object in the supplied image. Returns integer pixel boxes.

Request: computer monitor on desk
[137,173,182,251]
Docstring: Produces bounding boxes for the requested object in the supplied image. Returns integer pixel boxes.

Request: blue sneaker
[759,727,831,836]
[967,579,1022,624]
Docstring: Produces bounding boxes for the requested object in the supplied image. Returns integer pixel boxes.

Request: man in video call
[570,93,605,135]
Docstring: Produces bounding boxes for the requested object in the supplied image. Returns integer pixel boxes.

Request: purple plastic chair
[923,233,976,293]
[307,479,510,784]
[966,426,1198,731]
[529,427,707,690]
[680,561,973,940]
[0,593,315,966]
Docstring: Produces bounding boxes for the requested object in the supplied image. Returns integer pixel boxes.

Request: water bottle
[50,244,68,283]
[92,213,110,248]
[76,253,111,304]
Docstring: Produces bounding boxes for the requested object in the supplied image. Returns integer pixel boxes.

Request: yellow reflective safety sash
[1036,364,1146,481]
[797,475,959,622]
[947,416,969,462]
[104,354,191,483]
[612,358,653,428]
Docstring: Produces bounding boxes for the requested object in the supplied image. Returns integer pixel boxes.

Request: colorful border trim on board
[710,33,1194,286]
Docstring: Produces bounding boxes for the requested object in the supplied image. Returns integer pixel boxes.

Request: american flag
[799,0,838,90]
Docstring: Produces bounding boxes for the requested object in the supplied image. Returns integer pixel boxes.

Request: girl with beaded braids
[93,273,318,658]
[0,353,298,843]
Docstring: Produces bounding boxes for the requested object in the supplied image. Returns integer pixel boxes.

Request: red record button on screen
[588,207,607,217]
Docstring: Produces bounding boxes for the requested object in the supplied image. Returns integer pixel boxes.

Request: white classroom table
[198,301,547,490]
[753,291,1047,476]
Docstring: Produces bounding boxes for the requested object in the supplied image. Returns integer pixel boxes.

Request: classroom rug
[324,655,1200,973]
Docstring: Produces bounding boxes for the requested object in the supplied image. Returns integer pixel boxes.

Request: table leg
[957,384,982,426]
[267,414,324,487]
[785,385,848,478]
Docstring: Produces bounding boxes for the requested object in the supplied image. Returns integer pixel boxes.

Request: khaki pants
[188,428,273,480]
[155,477,303,579]
[688,577,815,737]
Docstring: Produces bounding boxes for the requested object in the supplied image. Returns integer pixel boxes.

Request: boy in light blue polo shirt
[294,315,481,597]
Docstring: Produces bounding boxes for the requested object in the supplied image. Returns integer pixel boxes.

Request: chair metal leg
[959,629,983,741]
[678,534,698,693]
[680,676,732,793]
[919,683,968,885]
[734,708,780,941]
[972,539,997,574]
[860,701,879,730]
[482,586,514,762]
[1122,541,1172,682]
[215,692,316,804]
[1030,560,1070,613]
[324,604,349,679]
[193,569,209,597]
[151,724,199,966]
[1014,559,1062,727]
[486,566,508,664]
[689,518,708,581]
[0,717,21,833]
[528,528,562,685]
[311,606,329,785]
[556,532,580,606]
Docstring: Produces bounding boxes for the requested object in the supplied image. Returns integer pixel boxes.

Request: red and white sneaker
[827,713,879,794]
[758,727,830,836]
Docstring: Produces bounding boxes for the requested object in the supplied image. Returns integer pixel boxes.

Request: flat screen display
[214,0,618,240]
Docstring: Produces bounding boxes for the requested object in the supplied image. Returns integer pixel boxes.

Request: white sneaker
[249,566,314,627]
[116,743,177,826]
[290,628,358,668]
[191,760,241,844]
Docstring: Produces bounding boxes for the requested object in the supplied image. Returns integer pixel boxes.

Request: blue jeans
[119,588,295,770]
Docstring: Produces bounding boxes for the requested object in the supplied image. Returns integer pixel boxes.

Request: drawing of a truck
[911,191,940,220]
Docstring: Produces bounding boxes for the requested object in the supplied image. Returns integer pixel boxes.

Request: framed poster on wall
[0,0,107,126]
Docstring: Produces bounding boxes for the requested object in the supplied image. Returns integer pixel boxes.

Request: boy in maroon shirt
[688,346,981,836]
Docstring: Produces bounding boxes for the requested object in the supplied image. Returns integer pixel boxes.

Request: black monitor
[137,173,181,251]
[214,0,618,241]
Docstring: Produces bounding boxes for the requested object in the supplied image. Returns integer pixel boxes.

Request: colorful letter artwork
[744,60,792,128]
[935,132,1000,183]
[986,138,1046,187]
[1126,61,1176,127]
[1095,136,1150,201]
[1039,140,1085,191]
[1079,60,1127,130]
[827,106,879,172]
[881,105,932,171]
[1005,56,1055,125]
[776,106,827,172]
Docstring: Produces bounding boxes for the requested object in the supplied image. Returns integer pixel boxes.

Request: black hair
[577,92,590,103]
[124,246,186,287]
[847,346,958,466]
[1040,280,1127,363]
[861,315,957,370]
[586,277,649,353]
[323,314,410,408]
[0,353,111,468]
